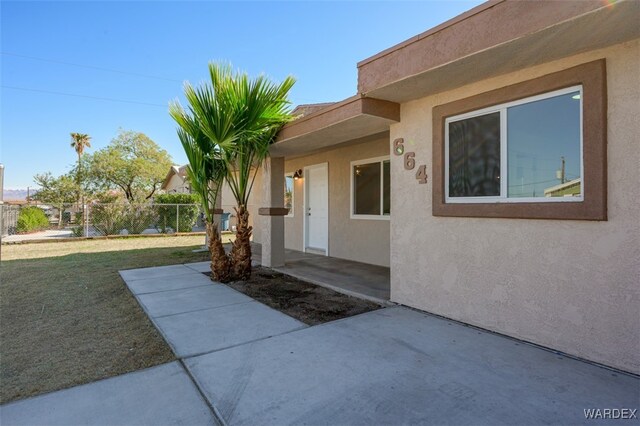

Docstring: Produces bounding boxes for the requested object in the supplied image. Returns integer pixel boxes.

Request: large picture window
[432,59,607,221]
[445,87,583,203]
[351,157,390,219]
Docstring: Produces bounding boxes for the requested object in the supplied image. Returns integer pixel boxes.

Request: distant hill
[2,189,30,201]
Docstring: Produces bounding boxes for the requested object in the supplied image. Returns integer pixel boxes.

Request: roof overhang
[271,96,399,157]
[357,0,640,103]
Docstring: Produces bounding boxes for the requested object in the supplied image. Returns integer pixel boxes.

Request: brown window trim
[432,59,607,221]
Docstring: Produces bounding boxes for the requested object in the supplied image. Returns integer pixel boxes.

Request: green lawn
[0,236,220,404]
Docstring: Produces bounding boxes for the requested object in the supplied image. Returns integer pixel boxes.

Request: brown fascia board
[357,0,610,94]
[276,96,400,143]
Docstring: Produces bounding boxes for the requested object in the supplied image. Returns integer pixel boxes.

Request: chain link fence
[1,203,205,240]
[1,204,20,237]
[84,203,204,237]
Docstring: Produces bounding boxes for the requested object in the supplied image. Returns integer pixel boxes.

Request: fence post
[84,204,89,237]
[176,204,179,234]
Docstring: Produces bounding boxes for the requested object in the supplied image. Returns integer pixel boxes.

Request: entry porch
[251,243,390,302]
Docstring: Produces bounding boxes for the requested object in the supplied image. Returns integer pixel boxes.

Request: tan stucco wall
[390,40,640,373]
[220,171,263,243]
[283,137,390,267]
[163,174,189,194]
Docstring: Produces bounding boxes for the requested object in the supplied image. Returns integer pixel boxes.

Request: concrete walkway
[3,262,638,426]
[1,362,217,425]
[121,263,307,358]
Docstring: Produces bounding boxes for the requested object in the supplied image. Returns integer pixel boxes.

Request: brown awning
[271,96,399,157]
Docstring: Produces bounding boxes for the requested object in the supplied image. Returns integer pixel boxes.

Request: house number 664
[393,138,428,184]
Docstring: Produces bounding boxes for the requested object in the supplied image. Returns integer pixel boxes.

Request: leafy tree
[70,132,91,206]
[170,63,294,280]
[87,130,172,202]
[32,173,79,228]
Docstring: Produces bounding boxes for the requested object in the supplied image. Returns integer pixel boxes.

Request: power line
[507,178,559,188]
[2,52,330,104]
[1,85,168,108]
[1,51,182,83]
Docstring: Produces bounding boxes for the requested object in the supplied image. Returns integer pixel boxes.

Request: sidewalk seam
[178,324,308,359]
[150,299,255,319]
[131,283,213,296]
[178,359,228,426]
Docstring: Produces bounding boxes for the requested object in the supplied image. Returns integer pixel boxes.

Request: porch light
[293,169,303,180]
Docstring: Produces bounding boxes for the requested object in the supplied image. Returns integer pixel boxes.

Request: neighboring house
[161,164,261,234]
[256,0,639,374]
[160,165,191,194]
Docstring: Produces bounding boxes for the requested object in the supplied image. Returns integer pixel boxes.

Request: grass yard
[0,235,225,404]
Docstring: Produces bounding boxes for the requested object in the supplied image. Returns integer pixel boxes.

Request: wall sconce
[293,169,303,180]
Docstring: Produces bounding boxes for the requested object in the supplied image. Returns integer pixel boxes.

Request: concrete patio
[251,243,390,302]
[2,263,638,426]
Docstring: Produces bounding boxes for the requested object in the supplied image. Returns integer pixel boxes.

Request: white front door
[304,163,328,254]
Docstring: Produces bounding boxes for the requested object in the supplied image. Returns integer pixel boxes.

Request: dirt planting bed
[206,266,381,325]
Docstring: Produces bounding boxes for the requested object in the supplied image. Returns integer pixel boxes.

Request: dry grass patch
[0,236,213,404]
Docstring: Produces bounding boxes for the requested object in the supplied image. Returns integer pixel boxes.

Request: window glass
[354,162,381,215]
[383,161,391,215]
[448,112,501,197]
[507,91,581,198]
[284,174,294,215]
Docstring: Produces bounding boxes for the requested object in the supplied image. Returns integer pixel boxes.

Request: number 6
[393,138,404,155]
[404,152,415,170]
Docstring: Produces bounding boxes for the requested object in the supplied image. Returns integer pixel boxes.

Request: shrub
[155,193,200,233]
[124,205,158,234]
[91,202,126,236]
[71,226,84,237]
[16,207,50,233]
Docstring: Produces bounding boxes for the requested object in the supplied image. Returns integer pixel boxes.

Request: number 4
[416,165,428,184]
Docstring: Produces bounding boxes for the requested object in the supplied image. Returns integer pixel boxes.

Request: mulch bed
[205,266,380,326]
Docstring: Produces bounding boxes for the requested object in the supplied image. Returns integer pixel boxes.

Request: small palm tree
[176,126,231,281]
[70,132,91,207]
[216,66,295,280]
[171,63,294,280]
[171,95,232,281]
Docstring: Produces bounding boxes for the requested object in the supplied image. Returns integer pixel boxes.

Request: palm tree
[171,63,294,280]
[70,132,91,207]
[171,117,231,282]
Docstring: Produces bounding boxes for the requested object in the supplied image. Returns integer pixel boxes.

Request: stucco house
[161,164,261,234]
[160,165,191,194]
[254,0,639,375]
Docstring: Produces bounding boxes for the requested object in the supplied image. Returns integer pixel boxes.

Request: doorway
[303,163,328,255]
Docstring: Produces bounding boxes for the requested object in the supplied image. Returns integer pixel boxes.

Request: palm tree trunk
[229,205,252,280]
[206,221,231,283]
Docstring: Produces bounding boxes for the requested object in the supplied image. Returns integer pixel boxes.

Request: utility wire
[1,51,182,83]
[2,51,329,104]
[1,85,168,108]
[507,178,567,188]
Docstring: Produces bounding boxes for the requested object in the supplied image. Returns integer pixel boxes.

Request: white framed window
[350,156,390,220]
[284,173,294,217]
[445,86,583,204]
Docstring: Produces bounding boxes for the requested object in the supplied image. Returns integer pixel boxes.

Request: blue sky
[1,0,482,190]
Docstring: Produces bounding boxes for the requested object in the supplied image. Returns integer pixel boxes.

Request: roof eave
[271,96,399,157]
[357,0,640,103]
